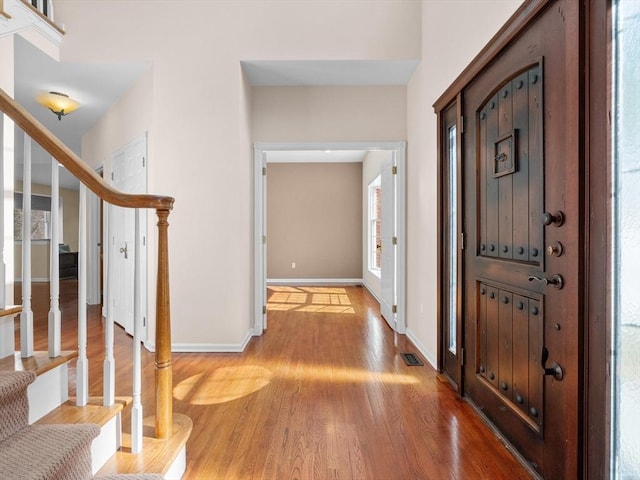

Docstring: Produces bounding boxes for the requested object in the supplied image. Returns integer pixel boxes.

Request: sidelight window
[612,0,640,477]
[448,125,457,354]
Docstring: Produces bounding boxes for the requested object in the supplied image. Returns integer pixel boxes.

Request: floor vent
[401,352,423,366]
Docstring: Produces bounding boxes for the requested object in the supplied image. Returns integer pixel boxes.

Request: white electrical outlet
[292,262,296,269]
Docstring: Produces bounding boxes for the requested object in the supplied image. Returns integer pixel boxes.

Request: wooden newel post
[155,208,172,439]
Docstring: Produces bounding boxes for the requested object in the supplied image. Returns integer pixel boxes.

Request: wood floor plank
[17,282,533,479]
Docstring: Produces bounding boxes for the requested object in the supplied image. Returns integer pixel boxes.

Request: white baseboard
[361,283,381,303]
[267,278,363,285]
[15,277,49,283]
[405,327,438,370]
[170,329,253,353]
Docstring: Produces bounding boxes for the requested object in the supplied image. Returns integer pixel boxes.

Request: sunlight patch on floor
[173,366,273,405]
[268,292,308,304]
[296,305,355,314]
[311,293,350,305]
[261,361,419,386]
[266,287,354,314]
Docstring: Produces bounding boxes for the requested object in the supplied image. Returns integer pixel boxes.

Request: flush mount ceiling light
[36,91,80,120]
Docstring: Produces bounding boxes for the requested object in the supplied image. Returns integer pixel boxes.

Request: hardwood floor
[16,282,532,479]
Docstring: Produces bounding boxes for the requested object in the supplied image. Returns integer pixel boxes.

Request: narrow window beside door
[448,125,458,354]
[612,1,640,477]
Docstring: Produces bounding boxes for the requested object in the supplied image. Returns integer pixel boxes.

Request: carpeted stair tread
[0,423,100,480]
[0,371,35,443]
[0,370,35,397]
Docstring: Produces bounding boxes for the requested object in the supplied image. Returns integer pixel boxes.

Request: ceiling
[13,35,149,190]
[12,38,418,190]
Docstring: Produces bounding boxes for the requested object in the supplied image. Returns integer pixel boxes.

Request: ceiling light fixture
[36,91,80,120]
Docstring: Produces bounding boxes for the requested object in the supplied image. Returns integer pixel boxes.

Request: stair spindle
[103,203,115,407]
[76,184,88,406]
[48,157,61,358]
[131,208,143,453]
[20,133,33,358]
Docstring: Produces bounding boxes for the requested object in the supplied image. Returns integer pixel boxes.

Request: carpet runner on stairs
[0,370,164,480]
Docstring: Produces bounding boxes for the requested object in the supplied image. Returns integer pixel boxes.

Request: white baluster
[48,158,60,358]
[20,134,33,358]
[76,184,88,406]
[131,208,143,453]
[0,116,5,310]
[46,0,54,21]
[103,203,115,407]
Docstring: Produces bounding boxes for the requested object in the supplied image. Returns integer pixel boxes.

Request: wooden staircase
[0,370,166,480]
[0,64,188,476]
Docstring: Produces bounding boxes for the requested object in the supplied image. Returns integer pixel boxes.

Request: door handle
[119,242,128,259]
[528,274,564,289]
[541,210,565,227]
[541,346,564,381]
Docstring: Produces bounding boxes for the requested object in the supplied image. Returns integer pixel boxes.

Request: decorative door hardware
[547,242,564,257]
[541,346,564,381]
[528,274,564,289]
[541,210,565,227]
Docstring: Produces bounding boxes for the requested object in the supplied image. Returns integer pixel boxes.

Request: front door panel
[462,3,579,478]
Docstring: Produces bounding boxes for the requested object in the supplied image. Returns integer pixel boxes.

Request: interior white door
[380,155,396,330]
[108,135,147,335]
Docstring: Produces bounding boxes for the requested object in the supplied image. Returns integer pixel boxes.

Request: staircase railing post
[155,208,172,439]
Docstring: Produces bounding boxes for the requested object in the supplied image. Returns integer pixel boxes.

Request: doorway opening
[253,142,406,336]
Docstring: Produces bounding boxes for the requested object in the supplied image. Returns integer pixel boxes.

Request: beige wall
[54,0,523,352]
[14,182,80,280]
[267,162,362,279]
[56,0,419,348]
[405,0,522,365]
[252,86,407,142]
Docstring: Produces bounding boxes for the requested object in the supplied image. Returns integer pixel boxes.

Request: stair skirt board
[27,362,68,423]
[92,413,122,474]
[0,312,20,358]
[164,445,187,480]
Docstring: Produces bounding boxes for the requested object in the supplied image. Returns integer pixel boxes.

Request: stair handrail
[0,89,173,211]
[0,87,175,439]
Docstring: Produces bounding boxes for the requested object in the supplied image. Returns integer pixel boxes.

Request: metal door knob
[542,210,565,227]
[547,242,564,257]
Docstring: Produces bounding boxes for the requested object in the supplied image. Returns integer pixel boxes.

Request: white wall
[55,0,420,349]
[405,0,523,367]
[0,34,15,307]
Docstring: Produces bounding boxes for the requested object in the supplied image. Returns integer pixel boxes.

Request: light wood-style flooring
[15,282,532,479]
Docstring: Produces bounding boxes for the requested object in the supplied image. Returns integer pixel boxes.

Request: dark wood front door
[461,3,580,478]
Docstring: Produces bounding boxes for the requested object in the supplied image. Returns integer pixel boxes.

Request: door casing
[253,142,406,335]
